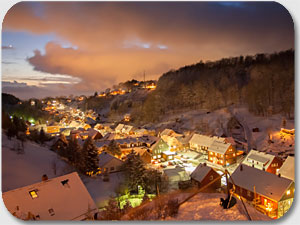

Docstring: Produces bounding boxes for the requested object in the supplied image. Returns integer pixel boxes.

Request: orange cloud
[3,2,294,93]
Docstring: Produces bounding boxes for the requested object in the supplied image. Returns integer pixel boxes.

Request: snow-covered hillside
[2,134,73,192]
[2,133,124,208]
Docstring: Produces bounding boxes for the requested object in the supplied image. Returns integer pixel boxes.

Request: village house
[190,163,221,192]
[150,138,169,160]
[115,124,134,135]
[176,133,194,150]
[278,156,294,181]
[160,128,183,151]
[242,150,283,174]
[2,172,98,220]
[163,167,190,190]
[87,128,103,140]
[132,147,152,164]
[189,134,220,154]
[161,150,175,161]
[208,140,236,166]
[229,164,294,219]
[98,152,124,173]
[51,135,68,153]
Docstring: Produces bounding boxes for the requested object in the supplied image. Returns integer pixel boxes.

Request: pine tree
[81,137,99,175]
[122,151,147,193]
[67,136,82,167]
[105,140,121,157]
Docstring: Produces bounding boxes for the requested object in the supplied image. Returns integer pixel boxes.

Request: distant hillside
[132,50,294,123]
[2,93,20,106]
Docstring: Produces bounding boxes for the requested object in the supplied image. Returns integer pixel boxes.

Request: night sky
[2,1,294,99]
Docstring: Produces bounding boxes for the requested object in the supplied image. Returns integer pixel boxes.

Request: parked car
[168,161,174,166]
[152,160,158,164]
[160,164,167,168]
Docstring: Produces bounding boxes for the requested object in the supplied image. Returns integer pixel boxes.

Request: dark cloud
[2,81,90,99]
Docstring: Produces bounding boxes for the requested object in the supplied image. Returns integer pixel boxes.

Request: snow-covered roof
[68,121,82,128]
[163,150,175,155]
[191,164,217,183]
[115,124,124,132]
[160,129,175,137]
[209,140,231,154]
[98,152,123,167]
[231,164,293,202]
[133,147,149,156]
[122,125,133,133]
[189,134,215,147]
[102,133,116,141]
[278,156,294,181]
[94,140,110,148]
[176,134,193,145]
[88,129,101,139]
[2,172,97,220]
[140,135,159,145]
[242,150,275,170]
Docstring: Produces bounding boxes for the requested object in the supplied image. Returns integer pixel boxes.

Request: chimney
[240,164,243,171]
[42,174,48,181]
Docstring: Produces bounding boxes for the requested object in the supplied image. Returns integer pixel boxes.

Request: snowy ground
[81,172,124,208]
[2,133,124,210]
[2,133,73,192]
[147,108,231,135]
[168,192,271,221]
[231,107,294,158]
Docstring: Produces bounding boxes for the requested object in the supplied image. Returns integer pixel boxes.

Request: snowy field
[169,192,271,221]
[2,133,124,209]
[2,133,73,192]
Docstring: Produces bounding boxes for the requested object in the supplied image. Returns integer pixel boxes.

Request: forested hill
[2,93,21,106]
[133,49,294,123]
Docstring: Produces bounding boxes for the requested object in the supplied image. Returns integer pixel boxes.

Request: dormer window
[29,190,38,199]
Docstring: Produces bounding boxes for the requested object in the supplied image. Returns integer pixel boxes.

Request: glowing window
[286,190,291,195]
[29,190,38,199]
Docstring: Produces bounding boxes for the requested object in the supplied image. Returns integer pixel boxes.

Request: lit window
[29,190,38,199]
[286,190,291,195]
